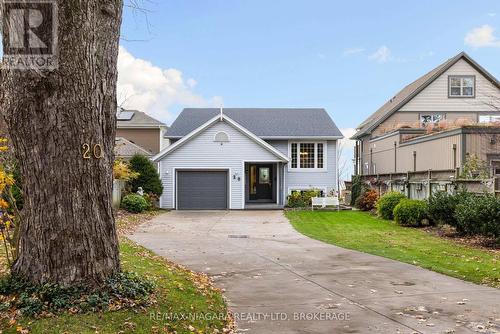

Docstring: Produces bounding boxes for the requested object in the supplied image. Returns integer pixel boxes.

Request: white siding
[400,59,500,112]
[158,121,281,209]
[268,140,338,197]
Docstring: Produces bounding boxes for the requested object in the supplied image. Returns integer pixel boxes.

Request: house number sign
[82,144,104,159]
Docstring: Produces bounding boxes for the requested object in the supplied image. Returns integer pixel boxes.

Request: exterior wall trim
[261,136,343,140]
[398,128,463,147]
[117,125,165,129]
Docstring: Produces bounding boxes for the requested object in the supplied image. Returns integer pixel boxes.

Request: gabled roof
[117,109,167,128]
[352,52,500,139]
[166,108,343,139]
[152,114,290,162]
[114,137,152,158]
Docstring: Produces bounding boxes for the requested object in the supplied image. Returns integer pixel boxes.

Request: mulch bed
[423,225,499,253]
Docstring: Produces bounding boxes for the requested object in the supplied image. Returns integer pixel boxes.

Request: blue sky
[120,0,500,131]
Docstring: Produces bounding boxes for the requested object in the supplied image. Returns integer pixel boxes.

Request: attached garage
[176,170,228,210]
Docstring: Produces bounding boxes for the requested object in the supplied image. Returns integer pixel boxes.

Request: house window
[420,114,442,126]
[259,168,270,184]
[479,115,500,123]
[290,188,325,197]
[317,143,324,168]
[300,143,315,168]
[449,76,475,97]
[290,142,327,170]
[291,143,298,168]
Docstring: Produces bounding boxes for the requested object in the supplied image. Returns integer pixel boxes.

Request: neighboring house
[116,108,169,156]
[153,108,343,210]
[352,52,500,198]
[114,137,152,160]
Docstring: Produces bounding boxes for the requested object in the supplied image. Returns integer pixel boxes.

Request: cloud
[339,128,356,151]
[369,46,391,63]
[343,48,365,56]
[117,46,222,123]
[464,24,500,48]
[487,13,496,17]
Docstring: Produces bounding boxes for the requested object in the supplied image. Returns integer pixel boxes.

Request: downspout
[354,141,359,176]
[336,140,340,196]
[394,141,397,173]
[370,148,373,175]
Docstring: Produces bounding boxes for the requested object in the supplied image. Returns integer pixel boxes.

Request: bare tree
[483,95,500,112]
[0,0,124,286]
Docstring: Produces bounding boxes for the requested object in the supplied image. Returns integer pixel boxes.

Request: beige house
[115,109,169,158]
[352,52,500,198]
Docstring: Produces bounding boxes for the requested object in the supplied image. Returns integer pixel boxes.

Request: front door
[249,164,273,201]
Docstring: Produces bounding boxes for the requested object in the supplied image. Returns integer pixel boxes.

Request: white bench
[311,197,340,210]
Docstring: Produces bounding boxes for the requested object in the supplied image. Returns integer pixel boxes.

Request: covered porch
[244,161,286,209]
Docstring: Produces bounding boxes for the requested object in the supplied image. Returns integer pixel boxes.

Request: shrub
[376,192,406,220]
[426,191,455,225]
[121,194,148,213]
[113,159,139,181]
[355,189,379,211]
[393,199,428,227]
[460,154,489,179]
[350,175,365,206]
[142,192,159,210]
[128,155,163,196]
[454,195,500,239]
[426,190,473,226]
[287,189,322,208]
[0,272,155,316]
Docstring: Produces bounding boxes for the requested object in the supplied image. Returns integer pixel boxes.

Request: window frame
[288,141,327,172]
[479,115,500,123]
[448,75,475,98]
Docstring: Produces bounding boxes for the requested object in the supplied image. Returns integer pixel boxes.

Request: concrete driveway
[130,210,500,334]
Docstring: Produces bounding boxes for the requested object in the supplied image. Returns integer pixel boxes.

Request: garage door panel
[177,171,228,210]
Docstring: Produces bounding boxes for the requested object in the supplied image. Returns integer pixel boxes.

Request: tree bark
[0,0,123,286]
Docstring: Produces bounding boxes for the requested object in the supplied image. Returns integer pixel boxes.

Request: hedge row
[370,190,500,240]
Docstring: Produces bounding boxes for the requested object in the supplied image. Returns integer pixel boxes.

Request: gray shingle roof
[166,108,343,138]
[114,137,152,158]
[352,52,500,139]
[117,109,166,128]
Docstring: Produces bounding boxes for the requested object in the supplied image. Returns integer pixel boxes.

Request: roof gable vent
[214,131,230,143]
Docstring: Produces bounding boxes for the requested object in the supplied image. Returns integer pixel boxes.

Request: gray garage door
[177,171,228,210]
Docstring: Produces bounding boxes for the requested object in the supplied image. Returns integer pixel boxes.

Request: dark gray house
[153,108,343,210]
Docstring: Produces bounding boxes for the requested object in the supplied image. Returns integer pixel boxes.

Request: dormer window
[449,76,475,97]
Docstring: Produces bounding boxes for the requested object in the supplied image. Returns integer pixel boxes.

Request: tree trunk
[0,0,123,286]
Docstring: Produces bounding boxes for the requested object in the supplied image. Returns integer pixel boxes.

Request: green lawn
[1,212,232,333]
[287,210,500,288]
